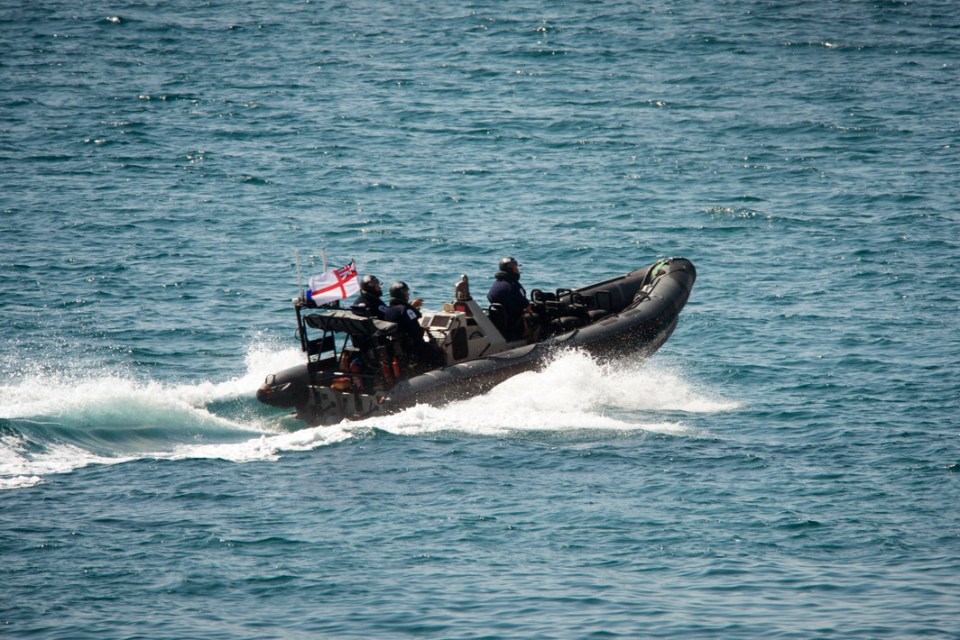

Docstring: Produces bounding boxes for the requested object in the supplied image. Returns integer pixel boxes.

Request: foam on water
[362,350,738,437]
[0,342,306,487]
[0,347,735,488]
[0,441,123,491]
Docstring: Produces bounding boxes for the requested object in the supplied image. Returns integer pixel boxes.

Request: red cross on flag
[307,259,360,306]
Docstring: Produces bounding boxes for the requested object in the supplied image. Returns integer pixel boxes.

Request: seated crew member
[351,274,388,320]
[384,281,442,366]
[487,256,538,341]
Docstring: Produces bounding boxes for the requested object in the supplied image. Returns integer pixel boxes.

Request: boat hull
[257,258,696,425]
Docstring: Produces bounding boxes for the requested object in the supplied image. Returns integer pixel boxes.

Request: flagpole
[295,250,304,299]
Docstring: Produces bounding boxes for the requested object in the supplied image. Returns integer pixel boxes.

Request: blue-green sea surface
[2,0,959,637]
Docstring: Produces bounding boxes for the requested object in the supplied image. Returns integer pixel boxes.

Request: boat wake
[365,350,737,437]
[0,346,736,490]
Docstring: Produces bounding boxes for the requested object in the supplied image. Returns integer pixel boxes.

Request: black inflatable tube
[382,258,695,411]
[256,258,696,420]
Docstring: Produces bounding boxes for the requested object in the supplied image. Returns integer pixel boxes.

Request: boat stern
[256,363,311,409]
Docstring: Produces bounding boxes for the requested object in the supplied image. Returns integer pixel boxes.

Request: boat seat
[586,309,609,322]
[582,289,621,314]
[531,289,556,302]
[552,316,582,332]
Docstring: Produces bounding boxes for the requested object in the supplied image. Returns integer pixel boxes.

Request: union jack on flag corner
[306,259,360,306]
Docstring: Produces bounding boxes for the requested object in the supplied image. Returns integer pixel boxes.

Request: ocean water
[2,0,959,637]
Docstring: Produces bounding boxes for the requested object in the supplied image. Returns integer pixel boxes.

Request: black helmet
[361,274,381,294]
[499,256,519,272]
[389,280,409,303]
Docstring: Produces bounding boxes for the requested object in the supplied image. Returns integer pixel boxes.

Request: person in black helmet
[351,274,388,319]
[385,281,441,366]
[487,256,536,341]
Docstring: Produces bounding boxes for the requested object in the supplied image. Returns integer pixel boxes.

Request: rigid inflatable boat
[257,257,696,425]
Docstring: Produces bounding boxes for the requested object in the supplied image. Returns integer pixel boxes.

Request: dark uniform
[385,281,442,367]
[487,256,531,341]
[351,274,388,319]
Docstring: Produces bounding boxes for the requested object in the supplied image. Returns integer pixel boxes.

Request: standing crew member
[487,256,537,341]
